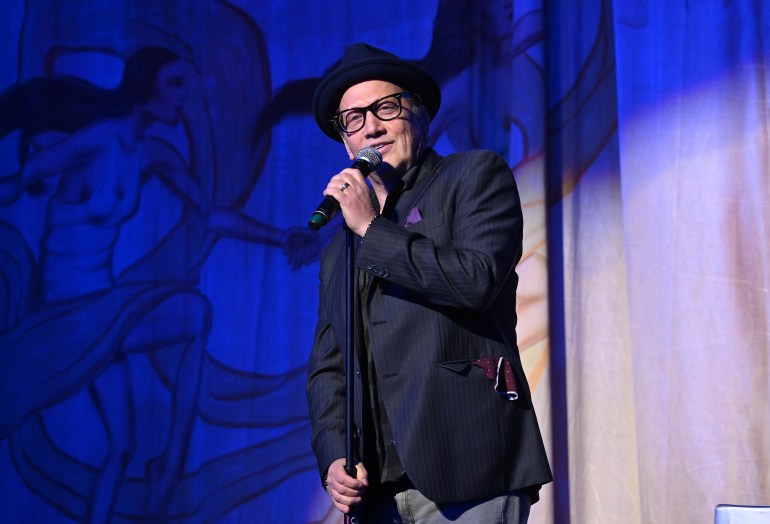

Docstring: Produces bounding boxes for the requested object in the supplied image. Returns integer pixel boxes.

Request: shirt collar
[399,147,433,192]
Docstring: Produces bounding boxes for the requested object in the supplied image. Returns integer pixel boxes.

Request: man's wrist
[362,212,379,238]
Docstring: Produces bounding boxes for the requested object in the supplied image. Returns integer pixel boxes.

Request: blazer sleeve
[356,150,522,311]
[305,246,347,481]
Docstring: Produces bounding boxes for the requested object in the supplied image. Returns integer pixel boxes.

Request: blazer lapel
[395,150,444,228]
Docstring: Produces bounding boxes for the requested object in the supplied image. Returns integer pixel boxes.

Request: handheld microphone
[308,147,382,231]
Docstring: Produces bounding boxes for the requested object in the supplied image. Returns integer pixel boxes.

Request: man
[306,42,552,523]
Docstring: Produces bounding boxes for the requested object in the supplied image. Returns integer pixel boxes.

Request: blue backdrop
[0,1,533,522]
[3,1,769,523]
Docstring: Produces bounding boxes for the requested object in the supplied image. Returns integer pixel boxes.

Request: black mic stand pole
[344,222,359,524]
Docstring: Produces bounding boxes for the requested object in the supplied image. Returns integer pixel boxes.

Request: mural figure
[0,45,316,522]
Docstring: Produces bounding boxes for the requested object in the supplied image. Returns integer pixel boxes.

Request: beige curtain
[561,2,770,523]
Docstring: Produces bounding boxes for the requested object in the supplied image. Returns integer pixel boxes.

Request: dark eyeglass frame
[332,92,421,134]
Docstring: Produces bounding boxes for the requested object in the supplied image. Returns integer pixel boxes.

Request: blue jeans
[354,488,531,524]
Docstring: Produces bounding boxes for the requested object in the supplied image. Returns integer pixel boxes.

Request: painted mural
[0,0,619,521]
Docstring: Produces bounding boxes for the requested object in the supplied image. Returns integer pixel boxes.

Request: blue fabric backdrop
[1,1,768,523]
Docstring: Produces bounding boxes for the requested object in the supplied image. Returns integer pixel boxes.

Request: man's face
[338,80,428,179]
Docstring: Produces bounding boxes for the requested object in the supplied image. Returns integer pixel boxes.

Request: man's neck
[369,174,396,212]
[368,147,430,210]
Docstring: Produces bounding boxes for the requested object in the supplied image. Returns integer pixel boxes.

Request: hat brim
[312,57,441,142]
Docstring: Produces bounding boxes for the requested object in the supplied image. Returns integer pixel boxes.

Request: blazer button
[382,269,390,278]
[366,262,374,270]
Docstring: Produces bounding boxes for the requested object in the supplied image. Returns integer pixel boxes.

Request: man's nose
[363,110,386,135]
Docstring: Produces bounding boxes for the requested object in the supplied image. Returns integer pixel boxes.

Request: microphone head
[355,147,382,173]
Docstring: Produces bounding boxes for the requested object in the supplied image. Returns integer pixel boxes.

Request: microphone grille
[356,147,382,170]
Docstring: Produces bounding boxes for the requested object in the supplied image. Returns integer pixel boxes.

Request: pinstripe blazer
[306,148,552,504]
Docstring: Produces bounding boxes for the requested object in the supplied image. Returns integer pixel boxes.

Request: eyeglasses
[332,92,420,134]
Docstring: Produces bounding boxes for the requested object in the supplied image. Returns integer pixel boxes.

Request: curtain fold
[558,1,770,522]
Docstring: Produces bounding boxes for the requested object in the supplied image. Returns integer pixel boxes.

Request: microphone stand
[344,223,359,524]
[309,152,381,522]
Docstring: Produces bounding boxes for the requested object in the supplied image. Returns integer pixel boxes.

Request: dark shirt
[357,153,426,494]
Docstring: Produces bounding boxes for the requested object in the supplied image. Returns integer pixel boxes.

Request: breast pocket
[405,213,448,243]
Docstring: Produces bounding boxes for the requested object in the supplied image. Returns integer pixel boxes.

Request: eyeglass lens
[336,93,405,133]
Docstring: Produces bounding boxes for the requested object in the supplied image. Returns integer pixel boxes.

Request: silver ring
[339,182,350,191]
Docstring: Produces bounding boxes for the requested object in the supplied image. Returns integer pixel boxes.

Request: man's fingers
[326,459,367,515]
[355,462,369,486]
[331,490,363,505]
[328,481,363,515]
[329,475,365,495]
[331,500,351,514]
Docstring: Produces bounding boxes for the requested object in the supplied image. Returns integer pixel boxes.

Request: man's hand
[322,168,378,237]
[325,458,369,514]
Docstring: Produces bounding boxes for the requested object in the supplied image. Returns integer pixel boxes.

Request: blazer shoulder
[442,149,510,169]
[438,149,514,189]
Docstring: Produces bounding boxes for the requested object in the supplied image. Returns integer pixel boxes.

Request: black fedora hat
[312,42,441,142]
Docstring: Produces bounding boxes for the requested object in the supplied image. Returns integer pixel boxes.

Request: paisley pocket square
[404,207,423,228]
